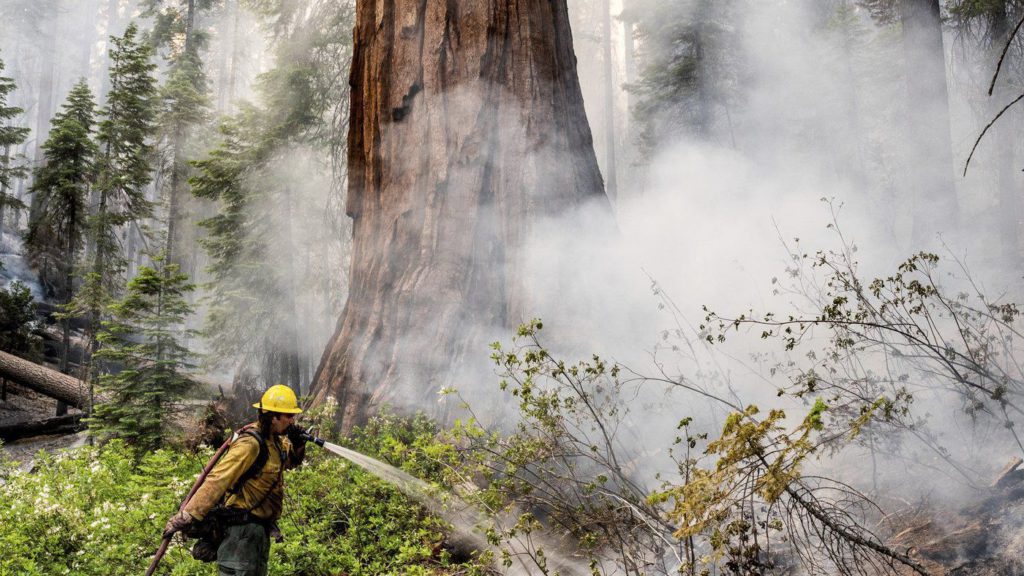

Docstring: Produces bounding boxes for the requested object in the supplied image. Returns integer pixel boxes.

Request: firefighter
[163,384,308,576]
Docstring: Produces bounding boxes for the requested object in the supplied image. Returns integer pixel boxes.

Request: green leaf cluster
[0,280,42,359]
[0,55,30,208]
[25,80,97,300]
[88,258,198,451]
[0,421,488,575]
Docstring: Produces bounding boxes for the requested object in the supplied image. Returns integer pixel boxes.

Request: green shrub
[0,421,487,576]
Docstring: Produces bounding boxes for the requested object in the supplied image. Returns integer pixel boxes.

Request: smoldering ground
[356,0,1024,571]
[3,0,1024,572]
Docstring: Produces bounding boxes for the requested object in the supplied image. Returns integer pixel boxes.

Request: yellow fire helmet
[253,384,303,414]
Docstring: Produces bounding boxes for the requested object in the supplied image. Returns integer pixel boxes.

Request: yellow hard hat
[253,384,303,414]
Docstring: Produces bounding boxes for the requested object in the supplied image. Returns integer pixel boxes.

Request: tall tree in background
[626,0,741,150]
[309,0,609,432]
[71,24,159,396]
[899,0,958,244]
[100,0,127,103]
[25,80,98,377]
[143,0,215,271]
[948,0,1023,264]
[601,0,618,202]
[0,56,30,239]
[193,0,353,396]
[30,0,61,176]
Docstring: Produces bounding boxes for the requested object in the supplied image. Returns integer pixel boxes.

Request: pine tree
[0,280,42,360]
[143,0,214,267]
[89,257,197,450]
[625,0,743,149]
[158,48,210,268]
[0,55,30,238]
[25,80,98,376]
[191,108,305,391]
[80,23,159,319]
[191,1,353,392]
[72,23,159,398]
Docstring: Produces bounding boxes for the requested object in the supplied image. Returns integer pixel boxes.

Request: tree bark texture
[899,0,958,244]
[0,350,94,409]
[310,0,608,433]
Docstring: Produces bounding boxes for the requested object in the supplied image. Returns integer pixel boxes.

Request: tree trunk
[0,350,95,409]
[899,0,958,246]
[0,144,9,240]
[216,0,237,112]
[601,0,618,203]
[989,4,1021,266]
[184,0,197,56]
[282,185,302,393]
[227,3,242,109]
[32,1,60,170]
[167,0,198,266]
[310,0,608,433]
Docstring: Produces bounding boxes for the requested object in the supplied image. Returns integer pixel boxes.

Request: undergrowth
[0,413,484,576]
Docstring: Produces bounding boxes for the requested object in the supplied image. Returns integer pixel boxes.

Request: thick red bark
[311,0,608,432]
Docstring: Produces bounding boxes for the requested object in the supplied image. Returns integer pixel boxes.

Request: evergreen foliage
[89,258,198,450]
[144,0,215,264]
[71,23,160,363]
[625,0,744,149]
[190,107,305,384]
[0,55,30,219]
[140,0,218,55]
[0,280,41,360]
[25,80,98,300]
[191,1,352,386]
[93,22,159,271]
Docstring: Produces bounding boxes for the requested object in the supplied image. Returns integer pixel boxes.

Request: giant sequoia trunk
[310,0,607,432]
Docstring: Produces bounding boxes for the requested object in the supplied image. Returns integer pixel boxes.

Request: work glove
[269,523,284,544]
[163,510,193,538]
[286,424,310,446]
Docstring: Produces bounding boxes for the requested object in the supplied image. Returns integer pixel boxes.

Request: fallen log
[0,350,93,409]
[0,413,83,441]
[0,350,229,409]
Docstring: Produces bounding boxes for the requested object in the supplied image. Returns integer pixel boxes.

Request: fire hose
[143,425,324,576]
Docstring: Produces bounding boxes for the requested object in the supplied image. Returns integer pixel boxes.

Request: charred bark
[311,0,608,432]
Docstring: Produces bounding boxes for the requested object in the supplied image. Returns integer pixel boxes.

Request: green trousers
[217,523,270,576]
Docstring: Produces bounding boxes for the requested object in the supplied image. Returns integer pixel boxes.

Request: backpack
[185,429,280,562]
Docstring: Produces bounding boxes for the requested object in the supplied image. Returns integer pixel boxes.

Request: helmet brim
[252,403,303,414]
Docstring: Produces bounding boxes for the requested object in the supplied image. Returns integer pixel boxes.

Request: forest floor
[0,381,86,465]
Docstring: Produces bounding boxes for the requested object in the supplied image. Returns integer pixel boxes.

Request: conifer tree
[72,23,159,394]
[0,281,41,361]
[89,257,197,450]
[625,0,742,149]
[81,23,159,311]
[25,80,98,375]
[191,108,305,390]
[143,0,214,267]
[192,1,353,392]
[0,55,30,239]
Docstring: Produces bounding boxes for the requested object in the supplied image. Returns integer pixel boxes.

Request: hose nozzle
[288,425,325,447]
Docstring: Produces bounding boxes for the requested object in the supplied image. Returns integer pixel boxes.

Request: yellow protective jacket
[185,426,302,522]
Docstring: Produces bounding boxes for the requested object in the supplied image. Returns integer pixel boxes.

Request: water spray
[146,425,588,576]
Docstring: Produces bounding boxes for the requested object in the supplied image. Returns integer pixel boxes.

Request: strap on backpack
[228,429,269,496]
